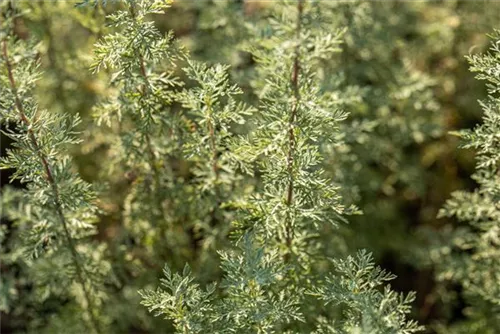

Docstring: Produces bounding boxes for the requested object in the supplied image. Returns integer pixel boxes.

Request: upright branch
[130,5,164,220]
[206,97,221,222]
[1,40,102,334]
[206,100,219,180]
[284,0,304,261]
[91,0,185,273]
[175,60,253,252]
[140,53,164,216]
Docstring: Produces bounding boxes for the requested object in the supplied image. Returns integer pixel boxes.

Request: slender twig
[205,98,221,225]
[139,55,162,195]
[2,40,102,334]
[206,101,219,179]
[128,4,165,222]
[137,53,168,224]
[284,0,304,262]
[138,55,160,171]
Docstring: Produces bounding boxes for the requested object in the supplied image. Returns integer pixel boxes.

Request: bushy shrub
[1,1,500,333]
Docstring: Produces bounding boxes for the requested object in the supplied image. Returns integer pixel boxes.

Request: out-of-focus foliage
[2,0,500,333]
[427,30,500,334]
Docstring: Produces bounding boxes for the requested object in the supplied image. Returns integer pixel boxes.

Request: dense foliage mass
[1,1,500,333]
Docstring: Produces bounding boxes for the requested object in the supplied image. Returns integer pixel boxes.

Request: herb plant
[2,0,500,333]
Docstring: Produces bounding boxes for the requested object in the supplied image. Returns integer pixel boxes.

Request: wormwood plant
[180,0,444,263]
[0,0,434,332]
[175,60,254,256]
[87,0,256,330]
[0,4,109,333]
[92,0,183,265]
[431,30,500,334]
[140,1,423,333]
[89,1,196,330]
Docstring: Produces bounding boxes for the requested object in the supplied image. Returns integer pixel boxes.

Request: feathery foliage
[0,3,108,333]
[139,1,422,333]
[312,250,423,334]
[4,0,500,333]
[433,30,500,333]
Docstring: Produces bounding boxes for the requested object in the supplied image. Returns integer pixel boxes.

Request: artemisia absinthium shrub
[0,2,109,333]
[0,0,447,333]
[139,1,423,333]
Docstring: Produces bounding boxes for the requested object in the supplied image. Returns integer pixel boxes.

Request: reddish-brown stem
[2,40,101,334]
[205,99,221,225]
[284,0,304,262]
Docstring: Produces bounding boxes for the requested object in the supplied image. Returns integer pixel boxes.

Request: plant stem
[284,0,304,262]
[138,54,170,224]
[2,40,102,334]
[206,98,221,225]
[206,102,219,180]
[138,55,160,177]
[129,2,165,223]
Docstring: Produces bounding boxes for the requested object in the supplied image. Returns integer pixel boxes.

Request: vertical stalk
[139,54,164,213]
[2,40,102,334]
[128,2,166,223]
[206,101,219,181]
[205,98,221,223]
[137,53,170,227]
[284,0,304,262]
